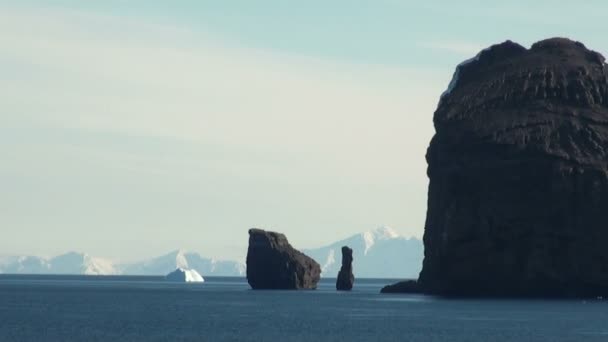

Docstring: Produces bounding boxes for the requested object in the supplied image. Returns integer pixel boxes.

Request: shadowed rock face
[380,280,421,294]
[336,246,355,291]
[246,229,321,290]
[390,38,608,297]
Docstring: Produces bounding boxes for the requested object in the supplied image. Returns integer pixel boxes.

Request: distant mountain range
[121,250,246,277]
[0,250,244,277]
[0,252,117,275]
[0,227,423,278]
[304,226,423,279]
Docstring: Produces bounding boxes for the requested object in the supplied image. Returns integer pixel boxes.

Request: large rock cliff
[396,38,608,297]
[246,228,321,290]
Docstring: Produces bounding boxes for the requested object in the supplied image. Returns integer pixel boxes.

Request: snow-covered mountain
[0,252,117,275]
[121,250,245,277]
[303,226,423,279]
[0,228,419,278]
[0,250,244,276]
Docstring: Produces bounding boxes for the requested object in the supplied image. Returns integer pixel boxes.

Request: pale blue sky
[1,1,607,262]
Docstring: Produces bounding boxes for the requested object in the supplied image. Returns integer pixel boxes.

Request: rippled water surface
[1,275,607,341]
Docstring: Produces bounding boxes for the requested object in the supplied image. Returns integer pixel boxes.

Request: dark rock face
[381,280,421,294]
[336,246,355,291]
[416,38,608,297]
[246,228,321,290]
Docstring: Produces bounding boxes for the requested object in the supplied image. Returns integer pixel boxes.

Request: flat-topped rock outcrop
[246,228,321,290]
[388,38,608,297]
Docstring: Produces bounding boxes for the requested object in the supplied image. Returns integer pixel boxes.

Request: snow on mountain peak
[302,226,423,278]
[321,249,336,272]
[362,226,400,255]
[373,226,400,238]
[174,249,189,269]
[82,255,118,275]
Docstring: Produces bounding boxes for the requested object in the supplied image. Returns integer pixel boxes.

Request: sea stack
[386,38,608,297]
[246,228,321,290]
[336,246,355,291]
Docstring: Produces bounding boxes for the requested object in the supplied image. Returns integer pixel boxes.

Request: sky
[1,1,607,262]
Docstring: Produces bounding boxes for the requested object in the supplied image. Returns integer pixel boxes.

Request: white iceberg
[165,267,205,283]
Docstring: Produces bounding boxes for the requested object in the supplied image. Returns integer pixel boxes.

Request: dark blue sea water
[1,275,608,341]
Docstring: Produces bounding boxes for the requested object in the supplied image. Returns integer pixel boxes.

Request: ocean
[1,275,607,341]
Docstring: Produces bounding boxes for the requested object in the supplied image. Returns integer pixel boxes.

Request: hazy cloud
[419,41,485,57]
[0,5,444,261]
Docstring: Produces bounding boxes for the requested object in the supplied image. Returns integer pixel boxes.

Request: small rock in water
[381,280,421,294]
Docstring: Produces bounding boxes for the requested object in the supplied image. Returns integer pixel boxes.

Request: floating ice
[166,267,205,283]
